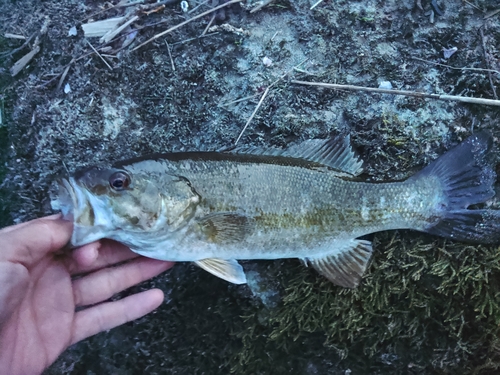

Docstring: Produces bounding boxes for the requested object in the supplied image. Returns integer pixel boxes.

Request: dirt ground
[1,0,500,374]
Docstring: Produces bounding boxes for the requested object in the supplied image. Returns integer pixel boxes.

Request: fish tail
[413,131,500,243]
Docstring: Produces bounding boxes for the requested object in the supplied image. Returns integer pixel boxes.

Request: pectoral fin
[305,239,373,288]
[195,258,247,284]
[197,212,254,244]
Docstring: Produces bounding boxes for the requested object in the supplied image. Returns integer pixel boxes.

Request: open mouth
[51,178,104,247]
[51,177,115,247]
[50,178,77,222]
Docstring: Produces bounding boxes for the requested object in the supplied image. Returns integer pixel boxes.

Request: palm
[2,258,74,373]
[0,216,173,375]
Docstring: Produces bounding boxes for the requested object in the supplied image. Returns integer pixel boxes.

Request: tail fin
[412,131,500,244]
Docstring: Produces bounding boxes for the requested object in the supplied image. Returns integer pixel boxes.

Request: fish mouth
[51,178,78,222]
[51,178,110,247]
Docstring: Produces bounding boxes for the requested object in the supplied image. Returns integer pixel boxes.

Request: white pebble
[443,47,458,59]
[64,83,71,94]
[262,56,273,67]
[378,81,392,90]
[68,26,77,37]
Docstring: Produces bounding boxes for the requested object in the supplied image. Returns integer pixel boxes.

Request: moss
[230,232,500,374]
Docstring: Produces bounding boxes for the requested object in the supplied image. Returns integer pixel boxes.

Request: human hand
[0,214,174,375]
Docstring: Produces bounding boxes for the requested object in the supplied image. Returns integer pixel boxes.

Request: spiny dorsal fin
[235,135,363,176]
[305,239,373,288]
[197,212,255,244]
[195,258,247,284]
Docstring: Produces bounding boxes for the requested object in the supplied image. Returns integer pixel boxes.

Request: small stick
[4,33,26,40]
[411,56,500,75]
[10,45,40,76]
[234,59,308,143]
[100,15,139,44]
[188,0,211,14]
[202,14,216,36]
[484,9,500,19]
[291,80,500,107]
[479,27,498,100]
[35,51,94,88]
[221,93,260,107]
[310,0,324,10]
[463,0,482,12]
[235,87,270,145]
[165,40,175,71]
[0,33,35,59]
[57,60,74,91]
[85,39,113,70]
[250,0,275,13]
[132,0,243,51]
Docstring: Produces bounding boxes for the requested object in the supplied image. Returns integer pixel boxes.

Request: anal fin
[195,258,247,284]
[305,239,373,288]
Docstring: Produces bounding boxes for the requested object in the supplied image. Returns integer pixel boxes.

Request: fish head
[51,166,200,247]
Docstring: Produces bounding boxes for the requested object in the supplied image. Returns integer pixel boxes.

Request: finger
[0,216,73,265]
[70,242,100,269]
[0,214,62,234]
[71,288,164,345]
[73,258,174,306]
[67,239,140,275]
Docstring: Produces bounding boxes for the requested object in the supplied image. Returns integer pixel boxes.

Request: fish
[51,132,500,288]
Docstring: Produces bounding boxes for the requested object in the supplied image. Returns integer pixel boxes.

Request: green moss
[229,232,500,374]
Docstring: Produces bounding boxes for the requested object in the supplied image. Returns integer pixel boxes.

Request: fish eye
[109,171,131,191]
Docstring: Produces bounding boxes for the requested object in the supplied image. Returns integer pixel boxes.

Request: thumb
[0,215,73,266]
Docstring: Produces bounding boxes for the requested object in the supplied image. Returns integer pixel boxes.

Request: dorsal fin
[234,135,363,176]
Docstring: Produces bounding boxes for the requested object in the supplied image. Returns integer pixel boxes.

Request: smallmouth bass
[51,132,500,288]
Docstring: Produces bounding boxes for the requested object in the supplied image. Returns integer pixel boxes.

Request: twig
[291,80,500,107]
[234,59,308,144]
[188,0,211,14]
[463,0,482,12]
[202,14,216,36]
[100,15,139,44]
[235,87,270,145]
[80,5,123,23]
[484,8,500,19]
[479,27,498,100]
[85,39,113,70]
[57,60,74,91]
[310,0,324,10]
[250,0,275,13]
[132,0,243,51]
[221,93,260,107]
[4,33,26,40]
[10,46,40,76]
[0,33,35,59]
[35,51,94,88]
[117,0,145,7]
[165,40,175,71]
[411,56,500,75]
